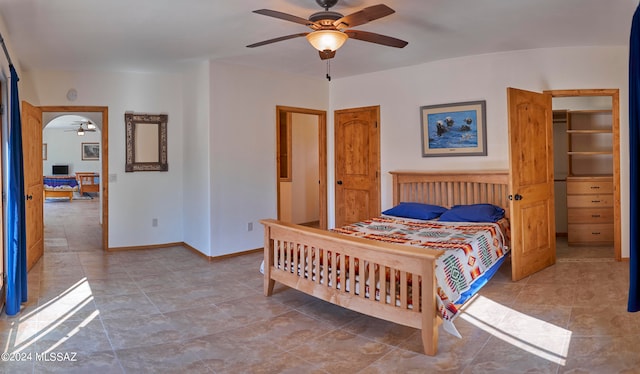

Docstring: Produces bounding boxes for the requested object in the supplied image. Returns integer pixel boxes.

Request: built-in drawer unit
[567,208,614,224]
[566,176,613,246]
[567,224,614,243]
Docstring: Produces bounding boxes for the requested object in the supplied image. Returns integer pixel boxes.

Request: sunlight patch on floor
[459,295,571,365]
[3,278,98,353]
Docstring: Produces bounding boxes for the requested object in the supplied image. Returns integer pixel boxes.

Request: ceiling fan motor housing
[316,0,338,10]
[309,11,343,24]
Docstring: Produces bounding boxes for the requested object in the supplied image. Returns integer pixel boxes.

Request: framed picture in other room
[82,142,100,160]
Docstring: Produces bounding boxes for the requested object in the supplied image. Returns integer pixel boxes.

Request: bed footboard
[43,189,74,201]
[261,218,444,356]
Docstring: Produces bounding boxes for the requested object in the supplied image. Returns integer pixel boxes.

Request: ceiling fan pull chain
[326,59,331,81]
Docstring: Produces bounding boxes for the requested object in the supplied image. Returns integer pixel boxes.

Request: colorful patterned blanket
[44,176,78,188]
[333,216,510,334]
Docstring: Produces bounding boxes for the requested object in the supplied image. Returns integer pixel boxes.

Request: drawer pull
[592,232,601,235]
[590,186,600,189]
[591,200,601,203]
[592,214,601,218]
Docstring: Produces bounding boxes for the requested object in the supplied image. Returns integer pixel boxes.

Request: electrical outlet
[247,222,253,231]
[152,218,158,227]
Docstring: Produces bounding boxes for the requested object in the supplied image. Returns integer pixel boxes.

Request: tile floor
[1,199,638,373]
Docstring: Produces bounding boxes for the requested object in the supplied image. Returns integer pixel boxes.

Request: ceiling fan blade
[253,9,318,28]
[333,4,395,29]
[247,33,309,48]
[344,30,408,48]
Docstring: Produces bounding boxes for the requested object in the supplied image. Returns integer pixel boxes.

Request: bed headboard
[389,170,510,218]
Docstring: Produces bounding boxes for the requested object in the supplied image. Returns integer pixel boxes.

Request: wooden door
[21,101,43,270]
[334,106,380,227]
[507,88,556,281]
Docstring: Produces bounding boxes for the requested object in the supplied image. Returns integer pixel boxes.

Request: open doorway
[40,106,109,251]
[42,113,102,252]
[275,106,327,229]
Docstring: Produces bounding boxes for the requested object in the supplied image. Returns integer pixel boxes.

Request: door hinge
[374,121,378,128]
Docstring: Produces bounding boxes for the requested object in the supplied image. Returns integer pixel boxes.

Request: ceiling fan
[65,120,97,136]
[247,0,408,61]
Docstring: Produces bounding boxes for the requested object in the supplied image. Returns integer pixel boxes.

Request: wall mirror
[125,113,168,172]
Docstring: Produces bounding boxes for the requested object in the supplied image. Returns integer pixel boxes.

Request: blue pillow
[438,204,505,222]
[382,202,447,220]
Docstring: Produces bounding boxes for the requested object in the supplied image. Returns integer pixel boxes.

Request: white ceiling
[0,0,636,79]
[43,113,102,131]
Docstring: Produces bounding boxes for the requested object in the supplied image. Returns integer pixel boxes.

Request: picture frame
[81,142,100,160]
[43,143,47,160]
[420,100,487,157]
[124,112,168,172]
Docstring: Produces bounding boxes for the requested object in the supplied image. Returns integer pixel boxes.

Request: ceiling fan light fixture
[87,122,96,130]
[77,128,85,136]
[306,30,348,52]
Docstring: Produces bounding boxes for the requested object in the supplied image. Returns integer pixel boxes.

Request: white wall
[42,128,101,175]
[23,69,185,248]
[8,39,631,259]
[182,61,211,254]
[329,46,630,257]
[209,62,328,256]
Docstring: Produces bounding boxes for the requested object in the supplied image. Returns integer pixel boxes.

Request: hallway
[44,197,102,253]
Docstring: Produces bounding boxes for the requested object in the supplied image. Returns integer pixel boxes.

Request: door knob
[25,194,33,200]
[337,180,343,185]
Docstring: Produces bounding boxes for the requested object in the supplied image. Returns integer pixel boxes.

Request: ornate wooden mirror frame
[125,113,168,172]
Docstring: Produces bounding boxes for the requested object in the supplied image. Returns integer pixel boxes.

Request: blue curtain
[629,4,640,313]
[5,64,27,316]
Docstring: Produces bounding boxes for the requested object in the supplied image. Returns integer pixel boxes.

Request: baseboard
[107,242,183,252]
[209,247,262,262]
[108,241,262,262]
[181,242,212,260]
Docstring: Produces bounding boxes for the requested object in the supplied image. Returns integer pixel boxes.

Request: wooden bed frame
[261,170,510,356]
[43,175,78,201]
[76,172,100,195]
[43,188,74,201]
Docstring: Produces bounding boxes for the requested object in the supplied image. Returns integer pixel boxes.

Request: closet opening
[548,89,620,261]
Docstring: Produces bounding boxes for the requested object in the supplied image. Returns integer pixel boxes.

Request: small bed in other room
[260,170,510,356]
[75,172,100,196]
[43,175,78,201]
